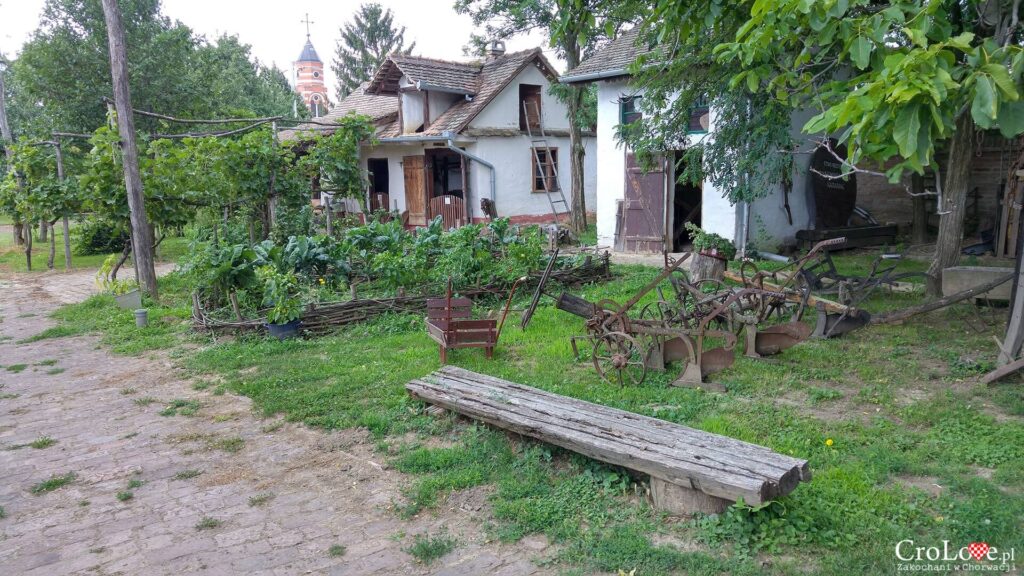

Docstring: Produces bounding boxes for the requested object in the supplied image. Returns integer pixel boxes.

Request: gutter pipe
[443,130,496,204]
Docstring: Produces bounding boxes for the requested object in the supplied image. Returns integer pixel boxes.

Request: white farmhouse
[283,42,596,229]
[561,29,836,254]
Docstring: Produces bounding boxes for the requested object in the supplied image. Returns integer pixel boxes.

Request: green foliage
[331,3,415,99]
[9,0,301,136]
[299,114,378,201]
[72,218,128,256]
[0,139,82,228]
[685,223,736,259]
[716,0,1024,180]
[257,266,302,324]
[404,530,457,564]
[94,255,138,296]
[31,472,76,495]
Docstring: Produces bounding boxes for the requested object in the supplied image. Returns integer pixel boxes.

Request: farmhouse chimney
[486,40,506,60]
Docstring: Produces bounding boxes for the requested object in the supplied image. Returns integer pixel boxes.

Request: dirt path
[0,269,550,575]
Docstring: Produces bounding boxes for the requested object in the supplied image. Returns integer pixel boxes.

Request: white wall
[359,143,426,212]
[401,89,425,134]
[595,79,630,246]
[470,64,572,131]
[467,135,596,220]
[428,91,462,123]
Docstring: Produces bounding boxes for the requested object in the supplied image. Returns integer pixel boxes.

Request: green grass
[0,231,188,273]
[5,364,27,373]
[248,492,274,506]
[31,472,76,495]
[0,505,5,519]
[328,544,346,557]
[45,367,66,375]
[173,469,202,480]
[195,517,221,530]
[29,436,57,449]
[116,491,133,502]
[35,252,1024,574]
[404,531,457,564]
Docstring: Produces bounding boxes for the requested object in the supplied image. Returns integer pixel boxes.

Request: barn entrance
[671,151,702,250]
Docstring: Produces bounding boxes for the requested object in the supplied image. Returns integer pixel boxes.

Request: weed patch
[31,472,75,494]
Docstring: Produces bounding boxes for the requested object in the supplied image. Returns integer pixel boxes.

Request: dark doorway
[425,149,468,229]
[367,158,390,212]
[672,151,701,250]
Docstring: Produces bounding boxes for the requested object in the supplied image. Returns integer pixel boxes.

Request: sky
[0,0,557,98]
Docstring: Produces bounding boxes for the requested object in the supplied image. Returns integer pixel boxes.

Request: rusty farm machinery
[522,251,809,388]
[521,238,926,388]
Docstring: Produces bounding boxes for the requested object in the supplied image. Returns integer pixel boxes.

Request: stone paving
[0,269,551,575]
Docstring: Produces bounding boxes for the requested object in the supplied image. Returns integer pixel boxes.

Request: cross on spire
[301,13,315,38]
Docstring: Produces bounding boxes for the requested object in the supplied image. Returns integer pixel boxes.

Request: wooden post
[998,213,1024,365]
[54,141,72,270]
[101,0,158,298]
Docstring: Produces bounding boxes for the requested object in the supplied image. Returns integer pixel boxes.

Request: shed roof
[277,82,398,141]
[561,28,652,83]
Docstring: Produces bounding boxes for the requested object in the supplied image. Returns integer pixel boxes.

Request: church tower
[294,16,330,117]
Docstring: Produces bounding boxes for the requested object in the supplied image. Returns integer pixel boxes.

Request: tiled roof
[278,82,398,141]
[420,48,555,136]
[383,54,481,94]
[281,48,556,141]
[297,38,322,63]
[561,27,652,82]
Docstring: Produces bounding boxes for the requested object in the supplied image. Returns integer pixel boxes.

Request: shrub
[73,219,128,256]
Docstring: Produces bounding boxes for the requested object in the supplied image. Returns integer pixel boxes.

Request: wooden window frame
[531,148,558,193]
[619,95,641,125]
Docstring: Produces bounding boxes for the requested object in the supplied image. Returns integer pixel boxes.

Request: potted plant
[257,266,303,340]
[685,223,736,282]
[95,254,141,309]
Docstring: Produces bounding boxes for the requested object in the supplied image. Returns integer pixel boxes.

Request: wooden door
[403,155,428,226]
[620,153,667,253]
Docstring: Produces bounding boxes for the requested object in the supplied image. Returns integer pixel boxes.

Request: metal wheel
[592,331,647,386]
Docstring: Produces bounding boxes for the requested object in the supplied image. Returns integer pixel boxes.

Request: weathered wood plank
[406,366,810,505]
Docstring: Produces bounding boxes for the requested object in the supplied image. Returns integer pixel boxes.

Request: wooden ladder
[523,100,570,227]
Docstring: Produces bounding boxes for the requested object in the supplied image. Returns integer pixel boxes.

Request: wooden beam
[722,270,849,314]
[407,366,810,505]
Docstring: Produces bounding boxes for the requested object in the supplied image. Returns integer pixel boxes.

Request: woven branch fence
[192,252,611,335]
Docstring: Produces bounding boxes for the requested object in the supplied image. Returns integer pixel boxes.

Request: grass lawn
[30,253,1024,575]
[0,223,188,273]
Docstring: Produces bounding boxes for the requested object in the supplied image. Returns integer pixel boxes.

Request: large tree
[331,3,415,100]
[455,0,621,235]
[712,0,1024,294]
[11,0,302,138]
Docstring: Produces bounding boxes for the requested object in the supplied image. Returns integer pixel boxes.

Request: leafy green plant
[94,254,139,295]
[256,266,302,324]
[685,223,736,260]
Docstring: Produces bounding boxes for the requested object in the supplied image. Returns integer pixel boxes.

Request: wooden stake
[100,0,158,298]
[55,141,71,270]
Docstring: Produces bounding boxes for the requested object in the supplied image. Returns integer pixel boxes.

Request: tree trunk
[926,113,974,296]
[110,242,131,281]
[39,220,47,243]
[564,41,587,235]
[23,221,32,271]
[101,0,158,299]
[690,252,726,283]
[229,291,242,321]
[47,219,57,269]
[911,172,928,245]
[13,222,24,246]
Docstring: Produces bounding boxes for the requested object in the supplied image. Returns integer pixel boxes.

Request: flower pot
[114,289,142,310]
[266,319,302,340]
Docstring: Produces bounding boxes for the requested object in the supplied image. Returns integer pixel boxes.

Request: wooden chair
[425,281,498,363]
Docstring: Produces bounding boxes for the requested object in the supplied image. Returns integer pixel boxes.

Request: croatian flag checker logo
[968,542,990,561]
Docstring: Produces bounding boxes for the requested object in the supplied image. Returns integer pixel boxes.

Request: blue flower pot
[266,319,301,340]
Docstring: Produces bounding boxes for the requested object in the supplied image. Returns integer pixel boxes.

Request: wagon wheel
[639,301,671,326]
[595,299,631,333]
[592,331,647,386]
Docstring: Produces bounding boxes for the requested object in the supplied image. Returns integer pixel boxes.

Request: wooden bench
[425,290,497,364]
[407,366,811,514]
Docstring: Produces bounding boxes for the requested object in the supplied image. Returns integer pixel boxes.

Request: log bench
[406,366,811,515]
